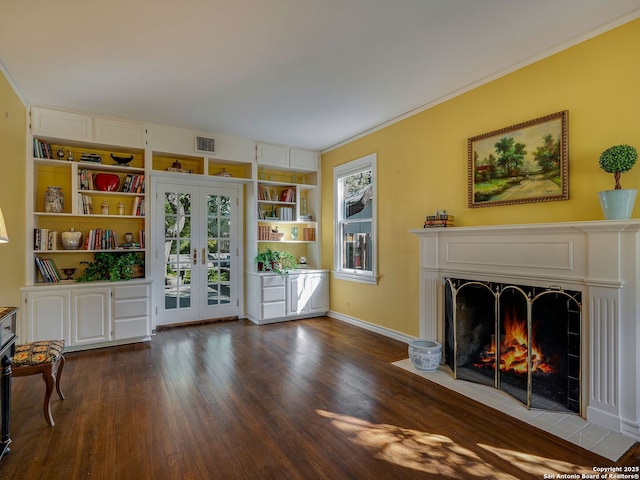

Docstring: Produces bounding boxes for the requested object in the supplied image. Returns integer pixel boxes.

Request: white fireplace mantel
[411,220,640,441]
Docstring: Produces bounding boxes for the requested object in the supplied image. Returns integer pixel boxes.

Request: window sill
[332,270,378,285]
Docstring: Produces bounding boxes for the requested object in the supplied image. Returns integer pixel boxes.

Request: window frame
[333,153,377,284]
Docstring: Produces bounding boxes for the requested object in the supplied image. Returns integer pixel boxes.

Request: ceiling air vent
[195,135,215,154]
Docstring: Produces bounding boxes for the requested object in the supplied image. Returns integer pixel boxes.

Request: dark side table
[0,307,17,459]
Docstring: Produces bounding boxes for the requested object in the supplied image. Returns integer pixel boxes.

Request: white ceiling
[1,0,639,151]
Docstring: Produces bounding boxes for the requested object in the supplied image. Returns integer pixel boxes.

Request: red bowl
[95,174,120,192]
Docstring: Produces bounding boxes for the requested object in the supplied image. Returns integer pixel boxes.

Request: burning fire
[475,309,554,374]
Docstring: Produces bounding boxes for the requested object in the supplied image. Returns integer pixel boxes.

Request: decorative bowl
[111,153,134,166]
[408,340,442,372]
[95,173,120,192]
[62,267,77,280]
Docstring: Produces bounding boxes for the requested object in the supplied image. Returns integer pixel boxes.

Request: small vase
[61,227,82,250]
[44,186,63,213]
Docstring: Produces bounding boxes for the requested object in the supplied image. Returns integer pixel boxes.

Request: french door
[154,182,241,326]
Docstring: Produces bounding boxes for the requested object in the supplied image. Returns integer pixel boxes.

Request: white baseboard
[327,310,416,344]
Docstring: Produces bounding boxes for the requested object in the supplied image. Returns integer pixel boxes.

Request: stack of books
[423,214,455,228]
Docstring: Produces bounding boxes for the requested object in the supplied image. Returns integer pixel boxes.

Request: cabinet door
[287,273,328,317]
[257,143,289,168]
[307,273,328,313]
[286,274,307,316]
[290,148,319,172]
[71,287,111,346]
[93,117,145,148]
[30,106,93,142]
[23,289,70,342]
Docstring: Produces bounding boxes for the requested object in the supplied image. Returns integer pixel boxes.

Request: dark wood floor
[2,317,638,479]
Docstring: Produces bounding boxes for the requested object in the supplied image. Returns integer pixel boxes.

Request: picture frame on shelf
[468,110,568,208]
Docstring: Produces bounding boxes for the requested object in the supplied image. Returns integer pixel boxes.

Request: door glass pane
[164,192,193,311]
[206,194,231,306]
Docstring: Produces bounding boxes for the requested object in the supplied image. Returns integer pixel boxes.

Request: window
[333,153,377,284]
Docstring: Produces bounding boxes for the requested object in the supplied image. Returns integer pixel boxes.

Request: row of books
[257,185,296,203]
[78,170,145,194]
[34,229,60,251]
[302,228,316,241]
[84,229,119,250]
[258,185,276,201]
[279,187,296,203]
[33,139,55,159]
[77,194,145,216]
[276,207,294,221]
[35,256,62,283]
[83,229,144,250]
[78,193,95,214]
[122,174,145,193]
[78,169,95,190]
[257,225,273,241]
[131,197,145,216]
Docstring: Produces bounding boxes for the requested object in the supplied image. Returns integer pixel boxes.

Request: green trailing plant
[77,252,144,282]
[599,144,638,190]
[255,247,297,275]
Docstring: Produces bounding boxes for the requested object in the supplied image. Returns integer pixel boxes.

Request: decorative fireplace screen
[444,278,582,414]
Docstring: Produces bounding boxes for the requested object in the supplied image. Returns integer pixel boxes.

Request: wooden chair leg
[42,364,55,427]
[55,355,65,400]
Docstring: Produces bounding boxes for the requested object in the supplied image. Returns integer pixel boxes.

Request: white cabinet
[289,148,319,171]
[112,283,150,340]
[256,142,289,168]
[257,143,319,172]
[71,287,110,346]
[93,116,145,148]
[247,274,286,322]
[28,104,148,287]
[30,106,93,143]
[287,272,328,316]
[21,280,151,351]
[247,271,328,324]
[30,105,145,148]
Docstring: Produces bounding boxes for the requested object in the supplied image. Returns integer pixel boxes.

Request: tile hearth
[393,358,636,462]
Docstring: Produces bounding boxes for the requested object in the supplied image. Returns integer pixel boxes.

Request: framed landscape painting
[468,110,568,208]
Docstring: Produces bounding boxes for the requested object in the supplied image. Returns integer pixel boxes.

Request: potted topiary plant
[255,247,297,276]
[598,144,638,219]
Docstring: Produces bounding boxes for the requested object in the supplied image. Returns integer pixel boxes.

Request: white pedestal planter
[598,189,637,219]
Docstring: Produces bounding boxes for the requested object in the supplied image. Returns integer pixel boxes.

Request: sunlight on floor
[392,358,636,461]
[316,409,591,478]
[477,443,593,477]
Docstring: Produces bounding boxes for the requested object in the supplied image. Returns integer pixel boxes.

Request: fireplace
[444,278,581,413]
[411,220,640,441]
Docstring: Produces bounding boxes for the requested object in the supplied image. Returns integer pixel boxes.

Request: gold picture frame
[468,110,568,208]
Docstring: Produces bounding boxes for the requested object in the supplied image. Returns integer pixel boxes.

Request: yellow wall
[321,19,640,337]
[0,69,26,307]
